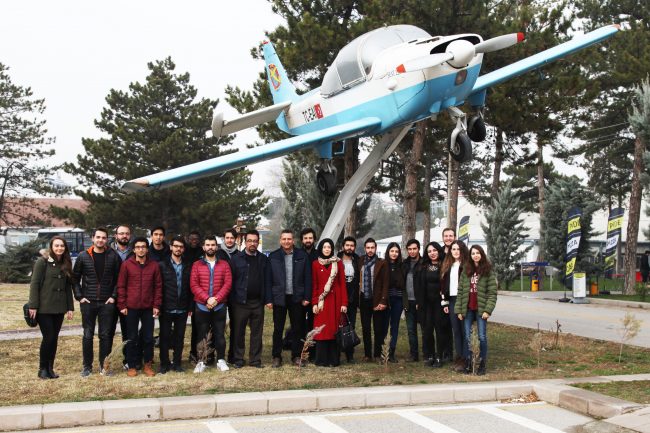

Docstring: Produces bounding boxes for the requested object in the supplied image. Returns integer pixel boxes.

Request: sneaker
[159,364,170,374]
[143,362,156,377]
[100,368,112,376]
[216,359,229,372]
[232,361,244,369]
[127,368,137,377]
[172,364,185,373]
[80,367,92,377]
[122,360,128,371]
[272,357,282,368]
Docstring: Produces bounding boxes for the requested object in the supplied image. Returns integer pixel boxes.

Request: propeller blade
[396,52,454,74]
[474,32,525,53]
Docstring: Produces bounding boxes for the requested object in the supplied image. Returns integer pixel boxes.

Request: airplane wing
[212,100,291,138]
[471,24,620,95]
[122,117,381,192]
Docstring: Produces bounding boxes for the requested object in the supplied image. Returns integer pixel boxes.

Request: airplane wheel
[468,115,486,142]
[316,170,337,196]
[448,131,472,163]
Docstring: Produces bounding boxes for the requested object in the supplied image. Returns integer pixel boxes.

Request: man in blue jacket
[269,229,312,367]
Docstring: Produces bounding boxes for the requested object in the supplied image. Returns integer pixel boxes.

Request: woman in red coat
[312,238,348,367]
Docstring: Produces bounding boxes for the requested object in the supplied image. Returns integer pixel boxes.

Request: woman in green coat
[29,236,75,379]
[456,245,497,375]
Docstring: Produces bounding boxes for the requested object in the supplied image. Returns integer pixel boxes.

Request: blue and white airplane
[122,23,619,199]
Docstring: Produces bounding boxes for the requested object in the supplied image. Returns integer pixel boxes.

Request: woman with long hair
[416,242,446,367]
[456,245,497,375]
[440,240,469,372]
[383,242,404,363]
[311,238,348,367]
[28,236,75,379]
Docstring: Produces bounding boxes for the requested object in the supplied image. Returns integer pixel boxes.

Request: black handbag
[336,312,360,351]
[23,303,38,328]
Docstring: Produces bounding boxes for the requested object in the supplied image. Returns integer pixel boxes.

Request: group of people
[28,225,498,379]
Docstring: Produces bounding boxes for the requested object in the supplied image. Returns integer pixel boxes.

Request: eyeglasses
[246,239,259,244]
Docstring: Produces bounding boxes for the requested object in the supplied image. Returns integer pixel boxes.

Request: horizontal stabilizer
[122,117,382,192]
[212,100,291,138]
[471,24,619,94]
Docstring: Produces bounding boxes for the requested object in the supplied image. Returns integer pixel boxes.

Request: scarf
[363,255,376,299]
[316,257,339,311]
[222,243,238,257]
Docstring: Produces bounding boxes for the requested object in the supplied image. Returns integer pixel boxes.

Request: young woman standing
[440,240,469,372]
[416,242,445,367]
[456,245,497,375]
[384,242,404,363]
[29,236,75,379]
[312,238,348,367]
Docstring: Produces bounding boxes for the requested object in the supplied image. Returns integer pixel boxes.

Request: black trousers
[81,300,116,369]
[159,311,188,367]
[38,313,64,369]
[315,339,340,367]
[422,300,446,359]
[232,300,264,366]
[189,304,198,360]
[125,308,155,367]
[359,297,385,358]
[272,296,306,359]
[227,300,236,362]
[343,303,358,360]
[195,307,227,361]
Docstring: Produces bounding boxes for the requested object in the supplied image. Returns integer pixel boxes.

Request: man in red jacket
[117,237,162,377]
[190,235,232,371]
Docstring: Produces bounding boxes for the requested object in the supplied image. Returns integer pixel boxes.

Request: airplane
[122,23,619,241]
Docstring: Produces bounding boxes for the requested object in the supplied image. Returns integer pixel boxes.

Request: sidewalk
[499,290,650,310]
[1,374,648,432]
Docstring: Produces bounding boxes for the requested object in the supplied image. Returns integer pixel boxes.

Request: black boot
[464,358,472,374]
[38,361,50,379]
[47,360,59,379]
[477,359,486,376]
[388,348,398,363]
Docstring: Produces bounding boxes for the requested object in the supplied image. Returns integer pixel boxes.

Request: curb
[0,375,646,431]
[498,290,650,309]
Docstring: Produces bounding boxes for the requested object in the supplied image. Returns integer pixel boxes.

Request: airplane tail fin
[262,41,298,104]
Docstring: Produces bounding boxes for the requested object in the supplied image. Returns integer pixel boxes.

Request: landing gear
[316,161,337,196]
[447,106,473,163]
[467,112,486,142]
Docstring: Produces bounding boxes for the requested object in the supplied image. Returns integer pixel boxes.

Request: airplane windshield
[321,25,431,97]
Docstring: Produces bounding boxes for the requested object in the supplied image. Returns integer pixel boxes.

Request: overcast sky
[0,0,285,195]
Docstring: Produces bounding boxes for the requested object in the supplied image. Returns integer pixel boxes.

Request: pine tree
[56,58,267,234]
[0,239,41,283]
[482,181,532,290]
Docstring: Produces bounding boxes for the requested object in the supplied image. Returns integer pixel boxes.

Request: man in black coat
[641,250,650,283]
[269,229,312,367]
[338,236,360,363]
[158,236,193,373]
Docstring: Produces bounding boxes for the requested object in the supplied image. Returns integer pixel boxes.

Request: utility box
[572,273,589,304]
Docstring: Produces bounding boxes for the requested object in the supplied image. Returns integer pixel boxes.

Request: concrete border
[0,375,646,431]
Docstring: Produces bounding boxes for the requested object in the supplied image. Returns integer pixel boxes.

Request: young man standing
[403,239,422,362]
[149,226,170,262]
[73,227,122,377]
[111,225,132,262]
[269,229,312,367]
[357,238,388,362]
[441,228,456,260]
[191,236,232,371]
[158,236,193,373]
[219,228,238,364]
[338,236,360,363]
[230,230,271,368]
[441,227,457,364]
[184,231,203,264]
[117,237,162,377]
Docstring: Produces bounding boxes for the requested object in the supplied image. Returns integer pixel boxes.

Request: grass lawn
[1,309,649,407]
[574,380,650,404]
[0,284,81,331]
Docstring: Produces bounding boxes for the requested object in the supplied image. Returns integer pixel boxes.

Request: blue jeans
[405,300,418,359]
[449,296,464,359]
[463,309,487,361]
[387,295,403,350]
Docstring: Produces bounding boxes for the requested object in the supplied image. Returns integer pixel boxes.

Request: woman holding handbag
[312,238,348,367]
[28,236,75,379]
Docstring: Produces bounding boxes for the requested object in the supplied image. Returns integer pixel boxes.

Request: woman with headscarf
[415,242,446,368]
[311,238,348,367]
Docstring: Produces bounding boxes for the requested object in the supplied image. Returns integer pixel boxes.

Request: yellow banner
[565,257,576,276]
[567,217,581,234]
[458,224,469,238]
[607,216,623,232]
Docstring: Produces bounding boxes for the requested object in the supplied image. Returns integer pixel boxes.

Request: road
[10,401,621,433]
[492,294,649,348]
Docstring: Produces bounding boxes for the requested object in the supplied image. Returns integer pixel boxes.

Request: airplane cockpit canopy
[321,24,431,97]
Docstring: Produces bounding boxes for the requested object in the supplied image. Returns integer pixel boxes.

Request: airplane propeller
[396,32,525,74]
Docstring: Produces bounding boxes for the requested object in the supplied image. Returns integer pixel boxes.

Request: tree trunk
[402,123,425,246]
[491,128,504,197]
[623,137,645,294]
[423,161,432,247]
[447,154,459,231]
[344,138,359,237]
[536,139,545,261]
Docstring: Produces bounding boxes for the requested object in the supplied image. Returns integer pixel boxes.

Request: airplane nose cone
[446,39,475,68]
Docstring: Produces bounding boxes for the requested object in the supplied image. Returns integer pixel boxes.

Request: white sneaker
[216,359,229,372]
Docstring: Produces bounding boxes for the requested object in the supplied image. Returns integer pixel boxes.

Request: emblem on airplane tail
[268,64,281,90]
